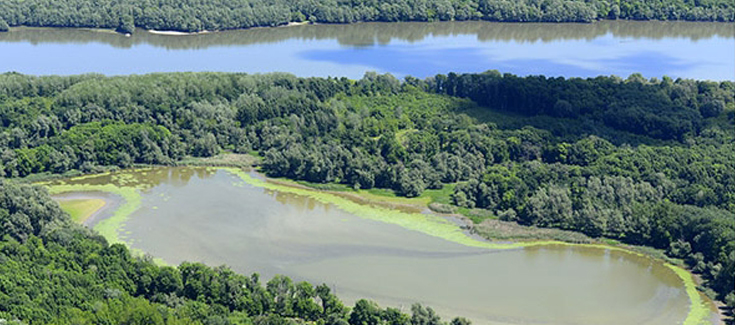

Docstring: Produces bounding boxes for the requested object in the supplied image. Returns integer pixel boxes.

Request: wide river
[49,167,709,325]
[1,21,733,80]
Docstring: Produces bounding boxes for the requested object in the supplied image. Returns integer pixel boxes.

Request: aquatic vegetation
[42,167,713,325]
[667,265,712,325]
[226,167,712,325]
[47,183,141,245]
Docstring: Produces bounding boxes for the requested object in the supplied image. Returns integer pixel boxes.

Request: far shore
[147,21,310,36]
[147,29,211,36]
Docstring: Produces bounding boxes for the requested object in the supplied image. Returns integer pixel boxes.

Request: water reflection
[302,35,726,79]
[2,21,733,49]
[48,166,217,190]
[1,21,732,80]
[270,188,324,213]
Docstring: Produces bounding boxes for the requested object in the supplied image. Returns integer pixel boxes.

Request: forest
[0,0,733,34]
[0,71,733,317]
[0,179,471,325]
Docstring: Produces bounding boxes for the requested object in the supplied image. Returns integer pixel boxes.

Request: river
[47,167,712,325]
[1,21,733,80]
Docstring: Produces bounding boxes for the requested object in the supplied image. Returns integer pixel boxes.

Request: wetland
[46,167,714,325]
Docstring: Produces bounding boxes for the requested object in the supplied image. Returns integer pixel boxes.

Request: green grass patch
[294,180,354,191]
[177,153,260,167]
[277,172,458,208]
[285,177,432,206]
[419,183,456,205]
[46,183,141,245]
[58,199,106,223]
[462,208,497,224]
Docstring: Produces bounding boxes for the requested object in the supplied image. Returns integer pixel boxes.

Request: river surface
[49,167,701,325]
[1,21,733,80]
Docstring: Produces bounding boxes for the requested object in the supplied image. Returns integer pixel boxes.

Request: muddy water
[51,167,695,324]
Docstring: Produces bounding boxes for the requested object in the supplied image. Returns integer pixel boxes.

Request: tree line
[0,71,732,313]
[0,0,733,34]
[0,179,471,325]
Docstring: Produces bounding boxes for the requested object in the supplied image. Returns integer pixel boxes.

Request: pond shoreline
[42,165,722,325]
[52,191,123,228]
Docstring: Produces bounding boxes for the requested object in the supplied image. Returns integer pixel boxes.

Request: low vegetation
[57,198,106,223]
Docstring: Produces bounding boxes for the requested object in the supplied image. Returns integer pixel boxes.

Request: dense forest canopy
[0,71,733,316]
[0,0,733,34]
[0,179,470,325]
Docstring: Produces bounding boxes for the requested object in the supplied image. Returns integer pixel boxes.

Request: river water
[1,21,733,80]
[50,167,701,325]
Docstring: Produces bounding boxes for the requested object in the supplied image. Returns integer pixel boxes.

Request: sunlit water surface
[1,21,733,80]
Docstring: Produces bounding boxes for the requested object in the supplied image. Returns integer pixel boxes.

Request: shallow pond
[48,167,704,325]
[1,21,733,80]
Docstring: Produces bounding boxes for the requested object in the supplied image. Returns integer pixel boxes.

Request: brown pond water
[51,167,701,324]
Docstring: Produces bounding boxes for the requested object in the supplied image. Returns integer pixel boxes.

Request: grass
[46,183,141,245]
[45,180,169,265]
[176,153,260,167]
[473,219,591,243]
[58,199,106,223]
[292,178,458,207]
[420,184,456,204]
[283,177,433,206]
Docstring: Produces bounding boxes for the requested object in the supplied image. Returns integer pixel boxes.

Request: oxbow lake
[1,21,733,80]
[49,167,713,325]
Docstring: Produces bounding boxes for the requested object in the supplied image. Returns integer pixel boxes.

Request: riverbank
[148,29,210,36]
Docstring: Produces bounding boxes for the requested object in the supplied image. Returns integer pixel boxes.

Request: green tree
[349,300,382,325]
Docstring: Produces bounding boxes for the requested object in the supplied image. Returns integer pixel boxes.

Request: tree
[192,133,220,157]
[0,18,9,32]
[450,317,472,325]
[117,15,136,34]
[700,100,725,118]
[410,304,441,325]
[349,300,382,325]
